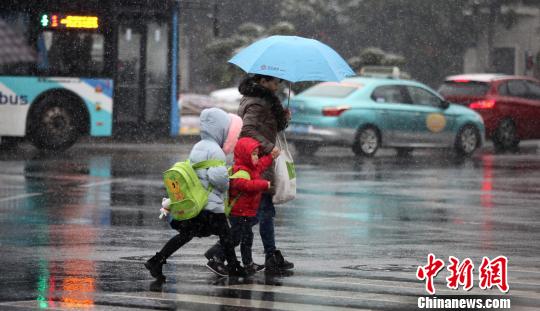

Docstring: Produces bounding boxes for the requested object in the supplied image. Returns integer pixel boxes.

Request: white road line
[0,192,42,202]
[0,174,25,181]
[316,277,425,289]
[511,269,540,275]
[316,277,538,298]
[123,179,164,186]
[0,300,150,311]
[508,280,540,286]
[80,180,117,188]
[108,292,375,311]
[166,258,203,263]
[80,178,162,188]
[220,283,415,305]
[0,185,27,189]
[80,178,134,188]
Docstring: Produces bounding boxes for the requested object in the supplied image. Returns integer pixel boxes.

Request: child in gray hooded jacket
[145,108,245,279]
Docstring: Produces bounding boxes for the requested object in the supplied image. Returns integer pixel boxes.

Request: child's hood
[200,108,230,147]
[223,113,243,155]
[234,137,260,169]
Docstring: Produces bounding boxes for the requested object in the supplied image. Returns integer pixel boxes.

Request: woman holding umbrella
[205,74,294,274]
[204,35,354,275]
[237,73,294,272]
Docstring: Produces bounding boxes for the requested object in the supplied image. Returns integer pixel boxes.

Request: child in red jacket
[228,136,277,273]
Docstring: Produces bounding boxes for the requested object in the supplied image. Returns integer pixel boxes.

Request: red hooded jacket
[229,137,273,217]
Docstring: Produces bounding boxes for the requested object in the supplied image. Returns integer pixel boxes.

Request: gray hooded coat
[189,108,230,213]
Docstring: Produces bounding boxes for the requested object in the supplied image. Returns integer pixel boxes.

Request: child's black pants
[204,216,259,265]
[158,210,237,265]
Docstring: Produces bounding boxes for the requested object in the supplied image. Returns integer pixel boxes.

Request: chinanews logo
[0,92,28,105]
[416,253,509,295]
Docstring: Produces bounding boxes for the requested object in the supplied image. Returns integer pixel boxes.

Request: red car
[439,74,540,151]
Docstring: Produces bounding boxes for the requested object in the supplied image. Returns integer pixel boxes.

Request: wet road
[1,141,539,310]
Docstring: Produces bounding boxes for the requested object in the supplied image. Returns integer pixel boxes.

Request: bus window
[0,12,36,75]
[37,31,105,77]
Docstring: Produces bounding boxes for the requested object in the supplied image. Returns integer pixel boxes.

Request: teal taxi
[286,76,485,157]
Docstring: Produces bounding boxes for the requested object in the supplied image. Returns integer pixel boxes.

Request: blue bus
[0,0,179,150]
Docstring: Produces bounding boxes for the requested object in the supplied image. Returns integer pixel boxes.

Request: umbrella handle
[287,81,292,108]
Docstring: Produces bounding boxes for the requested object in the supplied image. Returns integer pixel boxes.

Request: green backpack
[163,159,225,221]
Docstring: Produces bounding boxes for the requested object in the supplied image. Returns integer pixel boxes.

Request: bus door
[115,16,169,135]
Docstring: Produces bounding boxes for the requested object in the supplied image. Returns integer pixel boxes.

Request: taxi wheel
[353,126,380,157]
[493,118,519,152]
[455,124,480,157]
[294,141,320,156]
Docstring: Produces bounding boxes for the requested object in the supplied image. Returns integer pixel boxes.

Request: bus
[0,0,180,151]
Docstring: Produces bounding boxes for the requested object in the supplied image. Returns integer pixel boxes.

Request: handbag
[272,131,296,204]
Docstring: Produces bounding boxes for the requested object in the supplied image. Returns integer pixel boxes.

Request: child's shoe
[245,262,265,274]
[145,252,167,279]
[227,262,248,277]
[206,258,228,277]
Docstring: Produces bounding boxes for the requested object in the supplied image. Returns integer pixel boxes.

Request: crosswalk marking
[317,277,538,299]
[0,300,150,311]
[0,192,42,202]
[108,292,375,311]
[220,283,416,305]
[81,178,162,188]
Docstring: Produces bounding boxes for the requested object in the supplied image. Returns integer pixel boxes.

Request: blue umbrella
[229,35,355,83]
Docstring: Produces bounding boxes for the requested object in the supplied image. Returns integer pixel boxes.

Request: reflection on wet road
[1,143,539,310]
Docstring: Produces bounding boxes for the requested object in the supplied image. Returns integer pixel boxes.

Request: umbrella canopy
[229,35,355,83]
[0,18,36,66]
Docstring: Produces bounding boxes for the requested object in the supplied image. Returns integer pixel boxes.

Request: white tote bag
[272,132,296,204]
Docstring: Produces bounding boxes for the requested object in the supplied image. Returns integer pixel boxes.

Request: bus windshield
[37,31,105,76]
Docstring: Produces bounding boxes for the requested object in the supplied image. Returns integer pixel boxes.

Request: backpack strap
[192,159,226,170]
[225,169,251,215]
[230,170,251,180]
[192,159,226,193]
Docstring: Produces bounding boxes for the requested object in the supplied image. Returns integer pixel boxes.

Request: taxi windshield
[301,83,362,98]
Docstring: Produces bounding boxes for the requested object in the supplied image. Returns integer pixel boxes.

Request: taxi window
[301,84,360,98]
[371,85,409,104]
[407,86,443,106]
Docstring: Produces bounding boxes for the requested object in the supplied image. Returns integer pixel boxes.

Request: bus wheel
[29,99,81,151]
